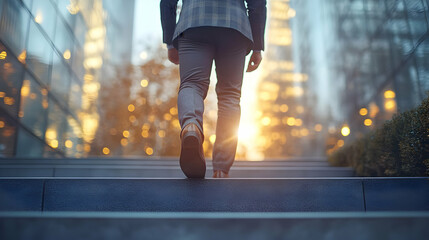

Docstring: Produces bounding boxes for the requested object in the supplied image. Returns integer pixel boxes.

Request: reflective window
[43,144,63,158]
[74,14,86,47]
[0,43,24,117]
[31,0,57,40]
[68,78,82,117]
[16,127,43,157]
[65,115,84,157]
[0,0,30,57]
[72,45,84,79]
[26,20,53,85]
[54,15,74,63]
[51,52,71,105]
[45,99,67,152]
[55,0,78,29]
[19,73,48,138]
[0,112,17,157]
[0,0,3,19]
[22,0,32,10]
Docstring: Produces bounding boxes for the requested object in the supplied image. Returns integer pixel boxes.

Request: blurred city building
[0,0,135,158]
[256,0,429,158]
[291,0,429,155]
[257,0,323,158]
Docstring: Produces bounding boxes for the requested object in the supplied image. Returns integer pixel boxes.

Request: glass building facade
[255,0,429,158]
[0,0,135,158]
[290,0,429,155]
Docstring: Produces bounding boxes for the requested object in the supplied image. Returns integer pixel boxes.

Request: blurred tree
[90,47,181,157]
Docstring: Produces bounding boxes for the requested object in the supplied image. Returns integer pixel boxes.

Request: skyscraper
[0,0,135,158]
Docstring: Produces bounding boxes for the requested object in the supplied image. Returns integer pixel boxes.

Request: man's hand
[246,51,262,72]
[168,48,179,65]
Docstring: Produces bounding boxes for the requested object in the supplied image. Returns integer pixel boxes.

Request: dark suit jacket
[160,0,266,51]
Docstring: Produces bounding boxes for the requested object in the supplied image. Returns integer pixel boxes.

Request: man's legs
[177,30,214,134]
[212,29,248,173]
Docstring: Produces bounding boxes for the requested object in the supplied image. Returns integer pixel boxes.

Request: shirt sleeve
[160,0,179,45]
[245,0,267,51]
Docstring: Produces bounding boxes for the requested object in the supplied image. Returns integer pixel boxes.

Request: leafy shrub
[329,95,429,176]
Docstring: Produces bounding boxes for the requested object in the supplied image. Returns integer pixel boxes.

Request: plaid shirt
[160,0,266,50]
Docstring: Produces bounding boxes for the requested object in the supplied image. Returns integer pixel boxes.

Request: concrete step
[1,178,428,212]
[0,157,355,178]
[1,211,428,240]
[0,157,333,167]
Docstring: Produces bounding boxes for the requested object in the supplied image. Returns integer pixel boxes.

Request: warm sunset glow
[158,130,166,138]
[129,115,136,123]
[18,50,26,63]
[384,90,396,99]
[385,99,396,111]
[169,107,178,115]
[20,80,31,97]
[314,124,323,132]
[237,123,257,141]
[359,108,368,116]
[0,121,5,128]
[364,119,372,126]
[67,3,80,14]
[34,13,43,23]
[337,139,344,147]
[102,147,110,155]
[209,134,216,144]
[63,49,71,59]
[280,104,288,112]
[341,126,351,137]
[140,51,148,60]
[369,102,379,118]
[128,104,135,112]
[65,140,73,148]
[45,128,57,140]
[286,117,295,126]
[49,140,59,149]
[163,113,172,121]
[141,130,149,138]
[0,51,6,59]
[140,79,149,87]
[145,147,153,155]
[123,130,130,138]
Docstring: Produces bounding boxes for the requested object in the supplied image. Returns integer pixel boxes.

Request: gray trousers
[177,27,249,172]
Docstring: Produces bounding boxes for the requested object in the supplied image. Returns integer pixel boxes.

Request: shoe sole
[180,132,206,179]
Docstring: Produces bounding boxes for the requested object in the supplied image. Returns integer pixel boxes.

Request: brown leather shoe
[180,123,206,178]
[212,170,229,178]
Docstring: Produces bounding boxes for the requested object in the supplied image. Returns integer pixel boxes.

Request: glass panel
[51,52,71,105]
[55,0,78,29]
[0,0,3,19]
[54,14,74,62]
[0,0,30,57]
[0,111,17,157]
[74,14,86,47]
[65,115,84,157]
[68,77,82,116]
[31,0,57,40]
[22,0,32,10]
[0,43,24,117]
[43,144,63,158]
[19,73,48,138]
[72,44,84,80]
[15,127,43,157]
[27,20,53,85]
[45,99,67,153]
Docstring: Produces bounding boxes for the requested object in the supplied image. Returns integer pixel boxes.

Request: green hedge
[328,96,429,176]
